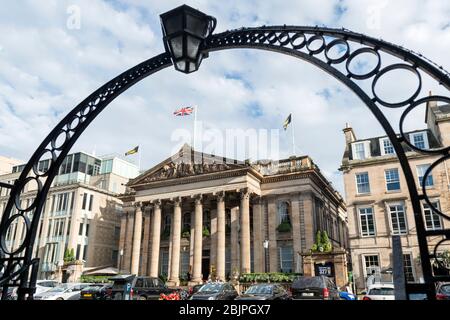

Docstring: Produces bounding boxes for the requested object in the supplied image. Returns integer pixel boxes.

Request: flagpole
[138,145,142,172]
[291,115,296,156]
[193,105,197,151]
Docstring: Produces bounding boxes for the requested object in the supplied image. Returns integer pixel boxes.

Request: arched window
[277,201,290,224]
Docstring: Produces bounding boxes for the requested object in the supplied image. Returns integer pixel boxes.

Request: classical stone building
[0,152,138,280]
[340,101,450,292]
[118,144,348,286]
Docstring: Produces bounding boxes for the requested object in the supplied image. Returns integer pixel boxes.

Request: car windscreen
[368,288,394,295]
[112,281,127,289]
[291,277,324,289]
[198,283,223,293]
[47,285,70,293]
[440,285,450,294]
[245,285,273,295]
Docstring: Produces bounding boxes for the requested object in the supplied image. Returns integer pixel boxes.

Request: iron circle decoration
[32,149,57,177]
[266,31,279,45]
[67,114,81,131]
[372,63,422,108]
[50,129,70,151]
[325,38,350,64]
[0,213,30,255]
[277,32,291,46]
[289,32,306,49]
[306,34,325,55]
[399,95,450,155]
[345,47,381,80]
[433,239,450,271]
[14,176,42,212]
[421,154,450,220]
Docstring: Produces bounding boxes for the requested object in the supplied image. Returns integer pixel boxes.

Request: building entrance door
[202,250,210,280]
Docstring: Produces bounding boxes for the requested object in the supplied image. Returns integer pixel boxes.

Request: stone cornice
[340,151,440,171]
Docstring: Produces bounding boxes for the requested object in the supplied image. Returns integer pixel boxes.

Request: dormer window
[380,137,395,156]
[352,141,371,160]
[409,132,429,149]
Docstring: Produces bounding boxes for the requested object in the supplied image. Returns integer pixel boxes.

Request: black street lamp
[160,4,216,74]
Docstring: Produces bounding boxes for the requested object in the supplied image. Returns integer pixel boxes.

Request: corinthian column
[216,191,226,281]
[149,200,162,277]
[191,195,203,284]
[131,202,143,275]
[168,197,182,286]
[240,189,251,274]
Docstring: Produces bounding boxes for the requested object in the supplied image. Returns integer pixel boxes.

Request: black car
[80,283,112,300]
[236,283,291,300]
[190,282,238,300]
[109,275,176,300]
[291,276,340,300]
[436,282,450,300]
[188,284,204,297]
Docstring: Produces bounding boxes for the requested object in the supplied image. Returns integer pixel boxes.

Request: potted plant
[276,221,292,233]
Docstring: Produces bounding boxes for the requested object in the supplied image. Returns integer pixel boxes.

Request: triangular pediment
[128,144,248,186]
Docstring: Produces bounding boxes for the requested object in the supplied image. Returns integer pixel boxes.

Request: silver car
[34,283,92,300]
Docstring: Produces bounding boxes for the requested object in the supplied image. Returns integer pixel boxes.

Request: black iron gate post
[0,4,449,301]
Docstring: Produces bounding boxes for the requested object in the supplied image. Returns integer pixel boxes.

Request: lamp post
[263,240,269,273]
[119,249,124,273]
[160,4,216,73]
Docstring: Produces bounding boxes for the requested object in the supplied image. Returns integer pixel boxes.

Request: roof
[82,266,119,276]
[347,129,441,160]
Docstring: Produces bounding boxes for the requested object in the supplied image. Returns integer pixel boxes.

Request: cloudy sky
[0,0,449,195]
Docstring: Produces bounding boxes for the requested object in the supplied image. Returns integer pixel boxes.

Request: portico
[118,144,349,286]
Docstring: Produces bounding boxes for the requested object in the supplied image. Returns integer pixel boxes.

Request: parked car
[362,283,395,300]
[109,275,176,300]
[339,291,357,300]
[34,283,92,300]
[236,283,291,300]
[190,282,238,300]
[35,280,59,296]
[188,284,204,297]
[436,282,450,300]
[0,287,16,300]
[80,283,112,300]
[291,276,340,300]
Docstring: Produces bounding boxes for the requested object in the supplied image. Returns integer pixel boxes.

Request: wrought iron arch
[1,15,449,300]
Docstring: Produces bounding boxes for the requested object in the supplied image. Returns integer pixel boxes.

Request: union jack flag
[173,106,194,116]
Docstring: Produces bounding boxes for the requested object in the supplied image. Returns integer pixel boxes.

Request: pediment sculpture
[143,161,232,182]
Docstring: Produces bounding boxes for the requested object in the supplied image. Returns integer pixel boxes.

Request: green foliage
[436,250,450,269]
[63,248,75,263]
[202,226,210,237]
[181,228,190,238]
[159,274,168,283]
[239,272,301,283]
[276,221,292,233]
[310,230,332,253]
[80,275,111,283]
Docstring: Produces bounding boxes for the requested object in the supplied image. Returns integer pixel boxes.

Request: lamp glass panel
[189,62,197,73]
[186,13,208,36]
[169,35,184,59]
[187,36,201,59]
[162,13,183,35]
[176,61,186,72]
